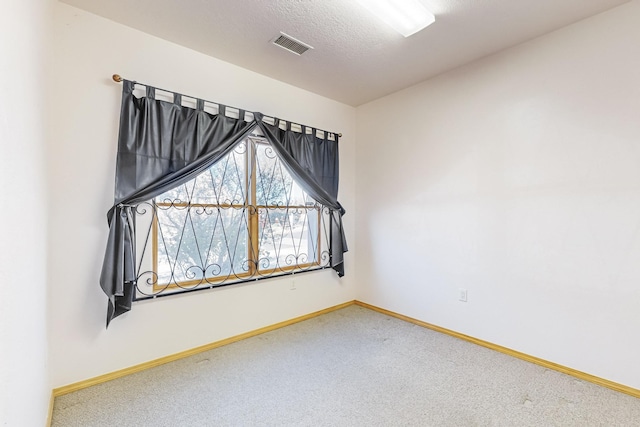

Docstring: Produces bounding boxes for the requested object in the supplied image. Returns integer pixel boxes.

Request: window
[134,135,330,297]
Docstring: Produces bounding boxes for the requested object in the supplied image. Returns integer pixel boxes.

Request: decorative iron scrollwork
[132,139,332,301]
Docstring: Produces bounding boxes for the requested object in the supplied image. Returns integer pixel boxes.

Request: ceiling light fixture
[355,0,435,37]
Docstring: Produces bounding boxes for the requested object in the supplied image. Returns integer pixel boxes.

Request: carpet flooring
[52,305,640,426]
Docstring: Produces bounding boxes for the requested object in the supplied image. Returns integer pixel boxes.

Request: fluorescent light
[355,0,435,37]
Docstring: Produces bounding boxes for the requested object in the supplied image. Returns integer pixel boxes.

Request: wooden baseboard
[354,300,640,399]
[46,389,54,427]
[51,298,639,403]
[52,301,356,397]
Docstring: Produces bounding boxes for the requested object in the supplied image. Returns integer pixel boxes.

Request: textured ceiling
[61,0,629,106]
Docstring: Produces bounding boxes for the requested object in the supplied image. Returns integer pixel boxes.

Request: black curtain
[100,80,347,326]
[257,118,347,275]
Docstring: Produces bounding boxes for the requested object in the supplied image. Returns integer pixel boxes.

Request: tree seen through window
[140,136,327,294]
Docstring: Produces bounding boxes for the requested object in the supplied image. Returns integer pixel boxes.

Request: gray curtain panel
[100,80,347,326]
[257,118,347,275]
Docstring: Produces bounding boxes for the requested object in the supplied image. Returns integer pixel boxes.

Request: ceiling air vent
[272,32,313,56]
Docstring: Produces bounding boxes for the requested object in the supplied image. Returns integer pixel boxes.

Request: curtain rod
[111,74,343,138]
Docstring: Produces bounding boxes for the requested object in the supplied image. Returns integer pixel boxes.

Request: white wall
[356,1,640,389]
[0,0,52,425]
[50,3,356,388]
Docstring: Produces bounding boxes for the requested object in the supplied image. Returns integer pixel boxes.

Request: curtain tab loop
[239,109,245,121]
[173,93,182,106]
[146,86,155,99]
[123,80,135,94]
[196,99,205,111]
[218,104,226,116]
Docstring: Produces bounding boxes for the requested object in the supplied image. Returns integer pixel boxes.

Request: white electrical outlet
[459,289,468,302]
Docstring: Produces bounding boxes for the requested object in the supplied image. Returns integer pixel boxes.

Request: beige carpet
[52,305,640,426]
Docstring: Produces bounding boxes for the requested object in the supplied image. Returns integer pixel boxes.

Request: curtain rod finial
[112,74,123,83]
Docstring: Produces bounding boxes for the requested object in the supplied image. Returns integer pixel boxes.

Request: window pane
[257,207,319,272]
[156,205,249,285]
[156,141,247,206]
[255,142,314,207]
[140,137,328,298]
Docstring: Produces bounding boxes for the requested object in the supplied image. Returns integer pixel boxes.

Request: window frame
[151,135,322,292]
